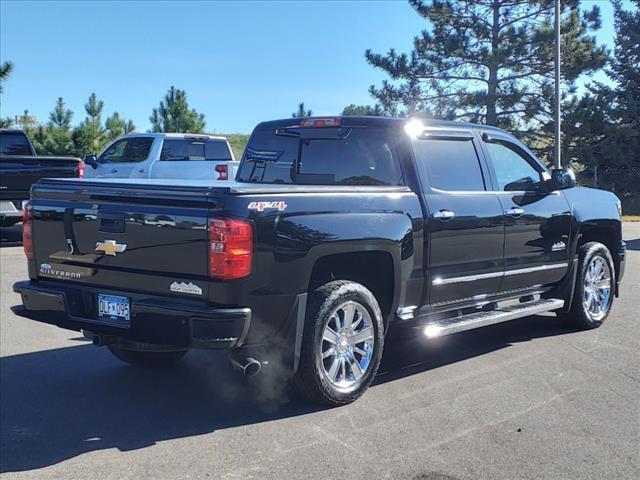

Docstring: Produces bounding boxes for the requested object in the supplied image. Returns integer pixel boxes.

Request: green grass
[218,133,249,161]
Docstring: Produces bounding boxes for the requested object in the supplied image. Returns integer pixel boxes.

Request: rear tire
[558,242,615,329]
[108,345,188,367]
[293,280,385,407]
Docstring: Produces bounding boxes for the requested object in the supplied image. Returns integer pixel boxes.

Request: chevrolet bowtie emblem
[95,240,127,256]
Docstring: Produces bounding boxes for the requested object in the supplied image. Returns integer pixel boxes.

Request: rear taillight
[209,218,252,280]
[78,161,85,178]
[215,164,228,180]
[22,206,33,259]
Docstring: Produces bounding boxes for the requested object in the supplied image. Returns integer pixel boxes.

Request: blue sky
[0,0,621,134]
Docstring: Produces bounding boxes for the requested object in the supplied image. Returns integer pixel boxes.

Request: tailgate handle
[98,212,126,233]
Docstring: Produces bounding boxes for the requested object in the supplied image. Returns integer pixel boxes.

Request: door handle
[110,169,118,174]
[433,209,456,220]
[138,169,146,173]
[505,207,525,217]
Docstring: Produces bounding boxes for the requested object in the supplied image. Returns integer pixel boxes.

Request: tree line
[0,0,637,199]
[0,80,207,157]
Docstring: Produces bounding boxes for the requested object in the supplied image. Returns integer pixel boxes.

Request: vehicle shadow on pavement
[0,224,22,247]
[0,313,576,473]
[376,313,575,385]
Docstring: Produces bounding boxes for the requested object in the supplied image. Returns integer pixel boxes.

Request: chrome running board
[421,298,565,338]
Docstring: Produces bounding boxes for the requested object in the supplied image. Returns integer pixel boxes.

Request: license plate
[98,294,130,324]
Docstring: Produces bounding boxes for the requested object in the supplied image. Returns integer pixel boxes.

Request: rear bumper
[12,280,251,349]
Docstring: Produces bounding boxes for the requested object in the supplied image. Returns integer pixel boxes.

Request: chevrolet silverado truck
[12,116,626,406]
[0,129,81,227]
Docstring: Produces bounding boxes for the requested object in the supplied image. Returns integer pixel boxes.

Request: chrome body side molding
[432,262,569,286]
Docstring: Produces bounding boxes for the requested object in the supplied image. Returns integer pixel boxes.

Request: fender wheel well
[308,251,395,328]
[578,225,620,277]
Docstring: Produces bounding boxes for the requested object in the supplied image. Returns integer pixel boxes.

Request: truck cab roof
[254,115,507,133]
[113,132,229,141]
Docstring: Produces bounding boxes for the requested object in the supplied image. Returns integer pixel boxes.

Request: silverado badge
[95,240,127,256]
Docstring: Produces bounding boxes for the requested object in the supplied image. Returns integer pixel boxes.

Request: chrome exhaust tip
[229,354,262,377]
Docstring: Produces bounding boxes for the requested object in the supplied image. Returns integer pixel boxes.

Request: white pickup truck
[83,133,239,181]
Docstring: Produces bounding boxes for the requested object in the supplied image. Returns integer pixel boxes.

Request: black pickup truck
[12,116,626,406]
[0,129,81,227]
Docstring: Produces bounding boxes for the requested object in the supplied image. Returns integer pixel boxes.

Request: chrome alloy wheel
[583,255,612,321]
[320,301,375,391]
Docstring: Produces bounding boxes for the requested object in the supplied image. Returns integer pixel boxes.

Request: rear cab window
[237,125,404,186]
[160,138,233,161]
[0,132,34,156]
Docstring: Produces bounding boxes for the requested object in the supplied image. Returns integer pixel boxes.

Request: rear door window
[412,137,486,191]
[237,127,404,185]
[0,133,33,156]
[160,139,232,161]
[99,137,153,163]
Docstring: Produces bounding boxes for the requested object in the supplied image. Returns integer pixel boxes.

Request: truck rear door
[412,129,505,306]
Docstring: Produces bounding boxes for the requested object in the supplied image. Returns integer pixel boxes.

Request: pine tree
[34,97,75,155]
[564,0,640,197]
[0,60,14,126]
[105,112,136,141]
[150,86,205,133]
[72,93,106,155]
[0,60,13,94]
[365,0,607,133]
[292,102,313,118]
[341,104,384,116]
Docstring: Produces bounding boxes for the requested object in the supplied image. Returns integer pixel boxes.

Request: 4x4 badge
[95,240,127,256]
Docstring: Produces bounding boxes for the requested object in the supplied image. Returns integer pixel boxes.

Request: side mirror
[548,168,576,191]
[83,154,98,169]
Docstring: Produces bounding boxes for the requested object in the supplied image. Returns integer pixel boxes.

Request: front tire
[108,345,188,367]
[558,242,615,329]
[293,280,385,407]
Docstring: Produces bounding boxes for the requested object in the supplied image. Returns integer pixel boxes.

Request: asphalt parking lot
[1,223,638,480]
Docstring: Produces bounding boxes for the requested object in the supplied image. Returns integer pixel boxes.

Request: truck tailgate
[0,155,79,200]
[29,179,229,296]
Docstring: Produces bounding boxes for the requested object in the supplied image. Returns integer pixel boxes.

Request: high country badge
[170,281,203,295]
